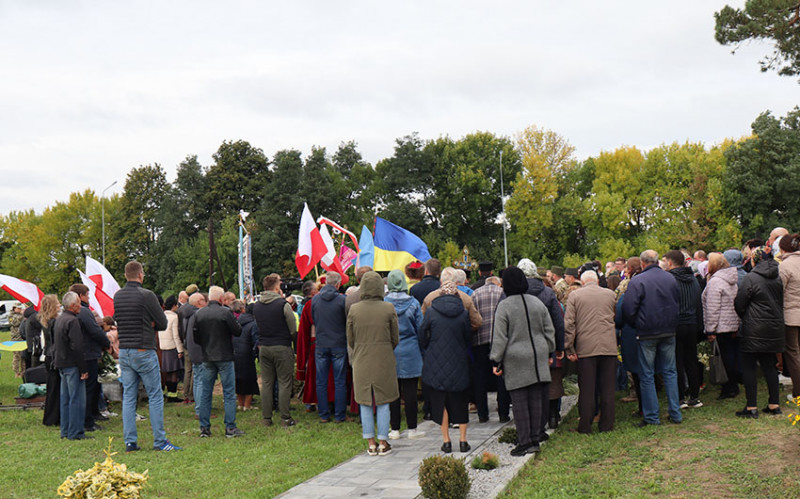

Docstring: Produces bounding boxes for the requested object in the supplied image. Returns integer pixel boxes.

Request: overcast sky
[0,0,796,215]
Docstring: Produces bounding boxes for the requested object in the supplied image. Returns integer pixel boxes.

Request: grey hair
[62,291,80,309]
[208,286,224,301]
[640,249,659,265]
[580,271,598,284]
[454,269,467,285]
[440,267,458,284]
[486,276,501,286]
[326,271,342,288]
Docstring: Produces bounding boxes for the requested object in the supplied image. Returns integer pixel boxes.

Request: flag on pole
[85,256,121,298]
[0,274,44,310]
[317,216,360,252]
[296,203,326,279]
[319,224,350,285]
[78,269,114,317]
[356,225,374,269]
[339,245,357,273]
[373,217,432,271]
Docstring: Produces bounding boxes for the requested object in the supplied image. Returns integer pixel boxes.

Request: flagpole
[500,150,508,268]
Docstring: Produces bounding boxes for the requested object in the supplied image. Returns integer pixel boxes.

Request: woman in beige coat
[779,234,800,400]
[347,271,400,456]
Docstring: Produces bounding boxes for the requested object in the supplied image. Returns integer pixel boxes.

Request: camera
[280,278,304,296]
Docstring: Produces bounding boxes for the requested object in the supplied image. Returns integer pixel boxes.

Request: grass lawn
[501,379,800,498]
[0,331,365,498]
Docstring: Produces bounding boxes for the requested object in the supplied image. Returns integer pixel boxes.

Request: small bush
[471,451,500,470]
[57,438,148,498]
[498,427,517,444]
[418,455,470,499]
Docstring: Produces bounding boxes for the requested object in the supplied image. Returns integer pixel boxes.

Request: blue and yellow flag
[373,217,431,271]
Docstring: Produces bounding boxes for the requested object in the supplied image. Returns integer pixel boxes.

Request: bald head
[189,292,207,308]
[769,227,790,246]
[640,250,659,266]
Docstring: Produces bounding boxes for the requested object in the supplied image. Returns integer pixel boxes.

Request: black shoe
[549,416,559,429]
[125,442,140,453]
[510,443,531,456]
[71,435,94,440]
[94,414,109,421]
[668,417,682,424]
[478,417,489,423]
[459,441,471,453]
[499,415,511,423]
[423,413,433,421]
[636,420,658,428]
[735,407,758,419]
[539,432,549,442]
[225,427,245,438]
[200,427,212,438]
[718,391,738,400]
[85,424,103,432]
[281,418,297,427]
[527,442,541,454]
[441,441,452,453]
[762,406,782,415]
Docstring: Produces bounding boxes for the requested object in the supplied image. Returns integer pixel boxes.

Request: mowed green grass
[0,331,365,498]
[501,377,800,498]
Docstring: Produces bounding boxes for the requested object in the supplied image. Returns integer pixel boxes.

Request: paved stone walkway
[278,395,577,499]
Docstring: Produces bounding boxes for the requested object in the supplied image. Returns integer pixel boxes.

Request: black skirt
[160,349,183,373]
[429,388,469,425]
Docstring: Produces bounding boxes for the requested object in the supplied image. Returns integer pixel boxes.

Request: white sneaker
[388,430,401,440]
[407,428,426,439]
[135,413,147,422]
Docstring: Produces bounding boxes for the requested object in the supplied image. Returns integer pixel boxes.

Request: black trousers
[675,324,701,400]
[496,374,511,420]
[741,351,780,407]
[471,344,491,421]
[43,363,60,426]
[390,377,419,431]
[84,359,99,428]
[509,383,545,446]
[577,356,616,433]
[717,333,741,395]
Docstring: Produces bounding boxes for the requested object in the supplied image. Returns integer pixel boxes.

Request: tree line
[1,107,799,298]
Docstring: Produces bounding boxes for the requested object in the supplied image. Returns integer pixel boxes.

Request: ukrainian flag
[373,217,432,271]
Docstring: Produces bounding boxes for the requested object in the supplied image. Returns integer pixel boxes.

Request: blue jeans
[360,403,390,440]
[192,362,205,417]
[59,367,86,439]
[197,361,237,430]
[315,347,348,421]
[637,336,682,424]
[119,349,166,448]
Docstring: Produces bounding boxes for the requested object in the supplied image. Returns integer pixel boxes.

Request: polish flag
[319,224,350,285]
[0,274,44,310]
[78,270,115,318]
[85,256,121,299]
[296,203,326,279]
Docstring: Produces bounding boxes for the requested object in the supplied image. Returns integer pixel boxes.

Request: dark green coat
[347,272,400,406]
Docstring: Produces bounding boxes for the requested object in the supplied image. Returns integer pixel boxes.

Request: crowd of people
[6,226,800,459]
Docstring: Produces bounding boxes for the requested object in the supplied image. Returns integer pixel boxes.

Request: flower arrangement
[471,451,500,470]
[787,395,800,427]
[57,437,148,498]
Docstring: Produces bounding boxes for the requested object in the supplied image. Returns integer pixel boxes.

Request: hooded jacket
[734,259,785,353]
[347,272,400,406]
[418,293,471,392]
[668,266,703,326]
[311,285,347,349]
[723,249,748,287]
[702,266,741,334]
[253,290,296,348]
[526,277,565,354]
[385,291,424,378]
[779,251,800,326]
[233,312,259,378]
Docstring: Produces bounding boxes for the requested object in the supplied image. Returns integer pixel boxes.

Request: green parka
[347,272,400,406]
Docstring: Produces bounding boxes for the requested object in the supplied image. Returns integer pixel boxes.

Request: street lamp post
[102,181,117,266]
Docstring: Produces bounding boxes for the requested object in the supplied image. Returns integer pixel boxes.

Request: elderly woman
[734,247,785,417]
[347,271,399,456]
[779,234,800,401]
[492,266,555,455]
[419,280,473,454]
[702,252,741,399]
[385,270,425,440]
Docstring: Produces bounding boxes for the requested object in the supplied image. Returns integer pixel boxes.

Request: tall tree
[205,140,269,216]
[715,1,800,78]
[113,164,170,267]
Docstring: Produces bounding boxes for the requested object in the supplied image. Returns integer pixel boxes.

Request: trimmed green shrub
[418,455,470,499]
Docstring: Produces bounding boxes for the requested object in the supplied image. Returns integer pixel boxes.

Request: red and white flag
[78,270,115,318]
[319,224,350,285]
[85,256,121,298]
[295,203,326,279]
[0,274,44,310]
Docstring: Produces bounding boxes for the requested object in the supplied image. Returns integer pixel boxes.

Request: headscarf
[439,281,458,295]
[387,269,408,293]
[751,246,774,266]
[697,261,709,280]
[502,266,528,296]
[723,249,744,268]
[517,258,539,278]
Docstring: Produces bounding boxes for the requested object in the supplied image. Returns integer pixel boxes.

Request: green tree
[723,107,800,237]
[113,164,170,267]
[205,140,269,216]
[715,1,800,78]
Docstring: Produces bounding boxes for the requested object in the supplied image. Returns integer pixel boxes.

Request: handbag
[709,339,728,385]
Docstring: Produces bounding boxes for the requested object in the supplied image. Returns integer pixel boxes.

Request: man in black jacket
[114,261,179,452]
[253,273,297,427]
[193,285,243,438]
[69,284,111,432]
[410,258,441,306]
[54,292,90,440]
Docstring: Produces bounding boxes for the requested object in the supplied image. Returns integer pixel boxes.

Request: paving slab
[277,395,577,499]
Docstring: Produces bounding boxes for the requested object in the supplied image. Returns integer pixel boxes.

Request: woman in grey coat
[491,266,555,456]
